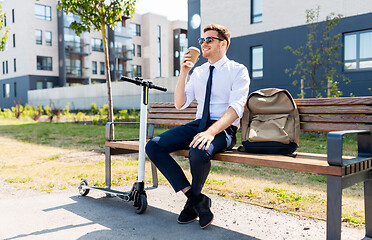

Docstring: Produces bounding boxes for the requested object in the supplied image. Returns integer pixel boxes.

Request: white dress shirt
[181,55,250,127]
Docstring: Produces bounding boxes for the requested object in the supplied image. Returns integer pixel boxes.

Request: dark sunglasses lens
[205,37,213,43]
[198,38,204,45]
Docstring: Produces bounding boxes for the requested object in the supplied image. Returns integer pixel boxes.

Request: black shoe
[193,194,213,229]
[177,200,198,224]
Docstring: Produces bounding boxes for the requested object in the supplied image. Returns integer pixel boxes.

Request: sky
[134,0,188,21]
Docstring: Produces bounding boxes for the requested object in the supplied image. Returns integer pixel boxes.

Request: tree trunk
[101,24,114,122]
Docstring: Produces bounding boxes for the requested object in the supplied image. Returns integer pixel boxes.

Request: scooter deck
[84,185,130,199]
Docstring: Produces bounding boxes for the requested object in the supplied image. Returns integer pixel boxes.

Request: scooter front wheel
[135,194,147,214]
[78,179,90,196]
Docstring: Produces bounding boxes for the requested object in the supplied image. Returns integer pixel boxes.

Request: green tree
[285,6,349,98]
[0,4,9,51]
[57,0,136,122]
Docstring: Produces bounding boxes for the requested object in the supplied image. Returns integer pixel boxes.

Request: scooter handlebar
[148,82,167,92]
[120,76,142,86]
[120,76,167,92]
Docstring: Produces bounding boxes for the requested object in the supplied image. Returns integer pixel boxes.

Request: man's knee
[145,136,161,156]
[189,147,212,163]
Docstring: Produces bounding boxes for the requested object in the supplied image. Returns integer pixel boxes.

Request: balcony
[115,47,133,60]
[65,41,91,56]
[66,65,89,79]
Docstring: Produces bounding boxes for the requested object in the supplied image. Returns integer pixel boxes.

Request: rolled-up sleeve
[228,66,250,118]
[179,73,196,110]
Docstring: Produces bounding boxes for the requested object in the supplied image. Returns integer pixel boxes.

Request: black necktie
[199,65,215,131]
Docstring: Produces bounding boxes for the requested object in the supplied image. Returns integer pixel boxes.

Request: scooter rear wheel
[135,194,147,214]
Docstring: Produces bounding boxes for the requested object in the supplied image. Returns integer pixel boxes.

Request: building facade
[188,0,372,97]
[0,0,187,108]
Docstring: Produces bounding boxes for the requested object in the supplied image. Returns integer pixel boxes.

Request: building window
[66,58,82,76]
[344,30,372,71]
[100,62,105,75]
[12,34,15,47]
[132,65,142,77]
[157,26,161,77]
[132,44,135,56]
[3,83,10,98]
[137,45,142,57]
[5,60,8,74]
[251,0,262,24]
[92,61,97,74]
[91,38,103,52]
[35,4,51,21]
[45,31,52,46]
[14,82,17,97]
[46,82,53,89]
[37,56,52,71]
[137,65,142,77]
[131,23,141,36]
[12,9,14,23]
[36,81,43,89]
[251,46,263,79]
[35,30,42,45]
[13,58,16,72]
[2,62,4,74]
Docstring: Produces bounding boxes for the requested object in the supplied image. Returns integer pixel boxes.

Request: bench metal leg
[327,175,342,240]
[151,161,158,188]
[365,173,372,237]
[105,146,111,188]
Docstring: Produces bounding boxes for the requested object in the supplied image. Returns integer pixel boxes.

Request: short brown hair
[203,24,230,49]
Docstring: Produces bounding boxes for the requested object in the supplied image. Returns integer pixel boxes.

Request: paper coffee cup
[185,46,200,68]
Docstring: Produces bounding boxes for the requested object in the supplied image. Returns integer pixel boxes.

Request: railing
[115,48,133,60]
[66,66,89,78]
[65,41,91,55]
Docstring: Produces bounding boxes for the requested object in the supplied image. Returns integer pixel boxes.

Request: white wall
[28,77,178,110]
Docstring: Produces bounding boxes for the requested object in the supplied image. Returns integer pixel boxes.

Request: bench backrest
[148,96,372,132]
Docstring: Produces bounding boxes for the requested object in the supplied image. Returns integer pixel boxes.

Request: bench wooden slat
[300,115,372,124]
[300,122,372,131]
[295,96,372,106]
[105,141,342,176]
[149,108,197,114]
[150,102,198,108]
[147,119,192,126]
[150,97,372,108]
[298,106,372,114]
[148,113,195,120]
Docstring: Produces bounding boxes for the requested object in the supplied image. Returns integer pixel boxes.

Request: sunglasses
[198,36,225,45]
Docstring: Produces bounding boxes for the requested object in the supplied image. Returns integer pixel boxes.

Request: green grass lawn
[0,118,364,225]
[0,118,358,155]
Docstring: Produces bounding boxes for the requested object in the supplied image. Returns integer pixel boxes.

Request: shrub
[74,112,86,122]
[90,102,98,115]
[11,99,24,119]
[44,103,61,122]
[62,102,71,117]
[31,105,44,121]
[2,108,12,118]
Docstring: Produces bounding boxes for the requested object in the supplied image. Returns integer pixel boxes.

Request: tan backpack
[239,88,300,155]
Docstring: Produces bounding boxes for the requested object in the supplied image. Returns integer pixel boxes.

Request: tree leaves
[284,6,349,98]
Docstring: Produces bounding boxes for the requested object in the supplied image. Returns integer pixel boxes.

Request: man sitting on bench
[145,24,250,229]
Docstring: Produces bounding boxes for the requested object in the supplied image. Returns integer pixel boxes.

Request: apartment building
[0,0,187,108]
[188,0,372,97]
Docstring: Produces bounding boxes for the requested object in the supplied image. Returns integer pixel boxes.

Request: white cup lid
[188,46,200,53]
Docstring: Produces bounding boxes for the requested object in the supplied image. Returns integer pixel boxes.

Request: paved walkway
[0,184,369,240]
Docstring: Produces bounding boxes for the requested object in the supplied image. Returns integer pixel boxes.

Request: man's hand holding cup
[181,47,200,72]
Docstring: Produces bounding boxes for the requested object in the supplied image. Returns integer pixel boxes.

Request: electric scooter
[78,76,167,214]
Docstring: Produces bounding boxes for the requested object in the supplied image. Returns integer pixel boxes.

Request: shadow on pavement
[34,194,260,240]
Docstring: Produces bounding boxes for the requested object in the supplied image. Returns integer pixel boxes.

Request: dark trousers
[145,119,237,195]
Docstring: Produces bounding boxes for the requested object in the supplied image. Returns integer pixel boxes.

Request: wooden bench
[104,96,372,240]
